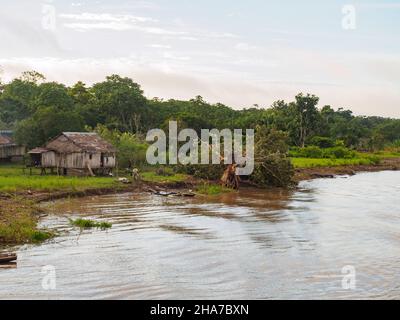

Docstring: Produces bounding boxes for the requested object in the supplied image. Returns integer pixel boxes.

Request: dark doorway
[30,154,42,167]
[100,153,105,167]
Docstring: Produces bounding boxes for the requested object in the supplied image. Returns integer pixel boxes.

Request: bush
[251,126,294,187]
[176,163,225,180]
[94,125,148,169]
[324,146,356,159]
[389,139,400,149]
[290,146,356,159]
[309,136,335,148]
[366,155,381,165]
[290,146,323,158]
[251,153,294,187]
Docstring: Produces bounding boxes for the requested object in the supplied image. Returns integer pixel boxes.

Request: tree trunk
[221,164,240,189]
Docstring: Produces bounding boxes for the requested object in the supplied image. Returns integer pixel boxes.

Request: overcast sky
[0,0,399,117]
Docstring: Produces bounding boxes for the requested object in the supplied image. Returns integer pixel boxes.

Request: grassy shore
[0,164,118,193]
[0,164,191,193]
[1,152,398,245]
[0,164,189,245]
[0,197,54,244]
[291,157,377,168]
[196,184,233,195]
[290,151,400,168]
[0,164,116,244]
[141,171,188,184]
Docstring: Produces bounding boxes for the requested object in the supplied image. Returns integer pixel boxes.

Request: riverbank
[2,158,400,246]
[0,182,180,245]
[0,197,54,244]
[4,170,399,299]
[0,164,193,245]
[294,157,400,182]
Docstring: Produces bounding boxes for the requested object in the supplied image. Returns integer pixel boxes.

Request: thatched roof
[0,135,16,147]
[30,132,116,154]
[28,147,49,154]
[50,132,116,153]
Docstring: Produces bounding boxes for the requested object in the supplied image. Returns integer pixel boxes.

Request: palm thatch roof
[29,132,116,154]
[0,135,16,147]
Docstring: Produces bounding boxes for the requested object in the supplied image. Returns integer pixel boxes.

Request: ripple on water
[1,171,400,299]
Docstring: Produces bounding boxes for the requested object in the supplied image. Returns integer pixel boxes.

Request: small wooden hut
[28,132,116,176]
[0,131,26,162]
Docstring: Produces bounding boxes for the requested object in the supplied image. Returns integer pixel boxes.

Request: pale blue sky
[0,0,399,116]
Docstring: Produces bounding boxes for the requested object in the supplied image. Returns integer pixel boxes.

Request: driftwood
[0,253,17,264]
[0,262,16,269]
[154,191,178,197]
[147,188,196,198]
[181,192,196,197]
[117,177,130,184]
[311,173,335,179]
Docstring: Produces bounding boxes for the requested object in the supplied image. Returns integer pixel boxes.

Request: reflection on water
[1,171,400,299]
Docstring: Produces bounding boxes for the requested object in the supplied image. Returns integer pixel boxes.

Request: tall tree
[91,75,147,133]
[293,93,320,147]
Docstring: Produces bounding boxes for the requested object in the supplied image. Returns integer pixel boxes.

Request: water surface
[1,171,399,299]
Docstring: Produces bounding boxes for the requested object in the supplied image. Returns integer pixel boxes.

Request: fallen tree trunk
[221,164,240,190]
[0,253,17,264]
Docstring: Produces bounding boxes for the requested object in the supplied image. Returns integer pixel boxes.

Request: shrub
[251,153,294,187]
[309,136,335,148]
[290,146,323,158]
[365,155,381,165]
[290,146,356,159]
[94,125,148,169]
[176,163,225,180]
[323,146,356,159]
[389,139,400,149]
[251,126,294,188]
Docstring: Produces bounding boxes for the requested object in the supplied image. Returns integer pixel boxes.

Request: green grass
[362,151,400,159]
[291,157,378,169]
[141,171,188,183]
[0,176,117,193]
[289,150,396,169]
[0,198,54,244]
[30,230,54,242]
[196,184,233,195]
[0,164,117,193]
[69,218,112,230]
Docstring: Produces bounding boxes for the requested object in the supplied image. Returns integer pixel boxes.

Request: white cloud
[179,36,198,41]
[141,27,186,35]
[59,13,158,23]
[60,12,187,35]
[149,44,172,49]
[207,32,238,39]
[162,52,191,61]
[63,22,134,31]
[63,23,186,35]
[235,42,257,51]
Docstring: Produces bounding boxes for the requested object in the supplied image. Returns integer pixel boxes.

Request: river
[1,170,400,299]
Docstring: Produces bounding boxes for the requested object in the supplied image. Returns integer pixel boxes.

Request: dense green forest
[1,71,399,151]
[1,71,399,187]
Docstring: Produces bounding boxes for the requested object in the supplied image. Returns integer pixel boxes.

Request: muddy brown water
[1,171,400,299]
